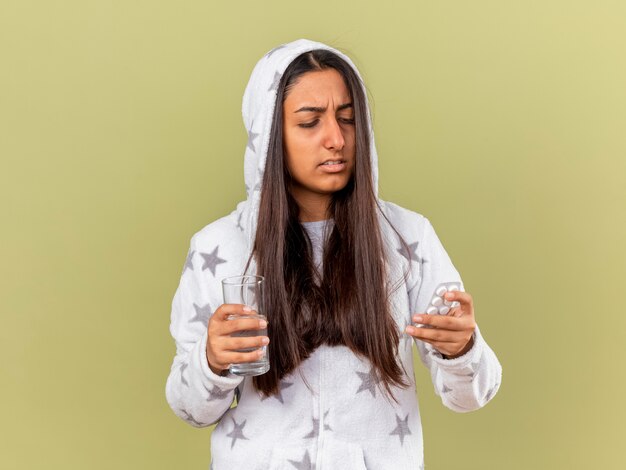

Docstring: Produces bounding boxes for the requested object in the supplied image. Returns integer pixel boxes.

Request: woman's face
[282,68,356,208]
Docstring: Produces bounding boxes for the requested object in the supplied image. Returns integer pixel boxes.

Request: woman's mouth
[319,160,346,173]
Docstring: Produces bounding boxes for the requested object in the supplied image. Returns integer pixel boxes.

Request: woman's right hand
[205,304,270,375]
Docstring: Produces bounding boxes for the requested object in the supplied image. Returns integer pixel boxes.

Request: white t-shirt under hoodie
[301,218,334,277]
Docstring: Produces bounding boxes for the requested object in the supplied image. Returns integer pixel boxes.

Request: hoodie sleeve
[408,217,502,413]
[165,233,244,427]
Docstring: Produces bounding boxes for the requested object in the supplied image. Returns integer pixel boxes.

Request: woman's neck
[291,189,332,222]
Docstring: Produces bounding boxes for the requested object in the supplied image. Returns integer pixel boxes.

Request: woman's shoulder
[188,205,247,254]
[378,199,430,234]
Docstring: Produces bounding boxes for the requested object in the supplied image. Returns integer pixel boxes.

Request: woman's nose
[323,117,345,151]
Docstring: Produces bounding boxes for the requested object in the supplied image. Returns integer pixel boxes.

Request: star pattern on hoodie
[180,362,188,387]
[484,383,498,403]
[389,413,412,446]
[397,241,426,265]
[205,383,231,401]
[323,410,332,431]
[261,380,294,404]
[441,383,452,394]
[183,250,195,273]
[226,417,249,449]
[247,120,260,152]
[288,450,315,470]
[181,408,204,426]
[256,165,265,189]
[303,417,320,439]
[190,302,212,327]
[266,44,286,58]
[268,71,281,92]
[356,367,381,397]
[236,211,244,232]
[303,410,332,438]
[200,246,227,276]
[466,360,481,378]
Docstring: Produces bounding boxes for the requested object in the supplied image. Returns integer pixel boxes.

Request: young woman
[166,38,502,470]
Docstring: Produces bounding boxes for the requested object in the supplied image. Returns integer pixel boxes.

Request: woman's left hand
[405,290,477,359]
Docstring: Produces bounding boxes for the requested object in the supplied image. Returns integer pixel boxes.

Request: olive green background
[2,1,624,469]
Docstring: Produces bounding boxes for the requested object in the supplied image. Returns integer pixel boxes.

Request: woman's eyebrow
[294,102,353,113]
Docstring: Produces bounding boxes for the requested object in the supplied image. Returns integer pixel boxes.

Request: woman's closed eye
[298,120,319,128]
[298,117,355,128]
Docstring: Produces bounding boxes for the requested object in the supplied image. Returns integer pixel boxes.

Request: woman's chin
[318,180,351,194]
[291,175,353,199]
[317,172,352,188]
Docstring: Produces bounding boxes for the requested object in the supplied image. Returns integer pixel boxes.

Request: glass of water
[221,275,269,376]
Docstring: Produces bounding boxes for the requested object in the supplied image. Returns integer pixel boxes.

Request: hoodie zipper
[316,345,326,469]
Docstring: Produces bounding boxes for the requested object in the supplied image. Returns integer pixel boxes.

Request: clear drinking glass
[221,275,269,376]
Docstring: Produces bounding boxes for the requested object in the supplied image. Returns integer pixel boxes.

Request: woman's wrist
[206,351,228,376]
[442,336,475,359]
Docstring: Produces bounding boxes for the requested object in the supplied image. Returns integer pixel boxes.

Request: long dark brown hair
[248,49,412,401]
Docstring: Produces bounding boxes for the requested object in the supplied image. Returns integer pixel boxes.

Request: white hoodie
[165,38,502,470]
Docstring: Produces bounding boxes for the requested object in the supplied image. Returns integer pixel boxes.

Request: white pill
[432,296,443,307]
[449,284,459,291]
[452,301,461,308]
[436,286,448,296]
[439,306,450,315]
[426,306,438,315]
[444,300,452,307]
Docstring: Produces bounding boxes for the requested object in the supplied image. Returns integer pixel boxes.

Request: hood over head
[236,38,381,263]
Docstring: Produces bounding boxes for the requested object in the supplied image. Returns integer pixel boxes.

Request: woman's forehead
[284,70,351,111]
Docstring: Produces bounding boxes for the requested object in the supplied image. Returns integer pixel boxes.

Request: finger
[218,349,266,366]
[443,290,473,308]
[449,307,464,318]
[405,333,450,351]
[215,304,259,321]
[219,317,268,336]
[221,335,270,351]
[405,324,458,342]
[412,313,468,331]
